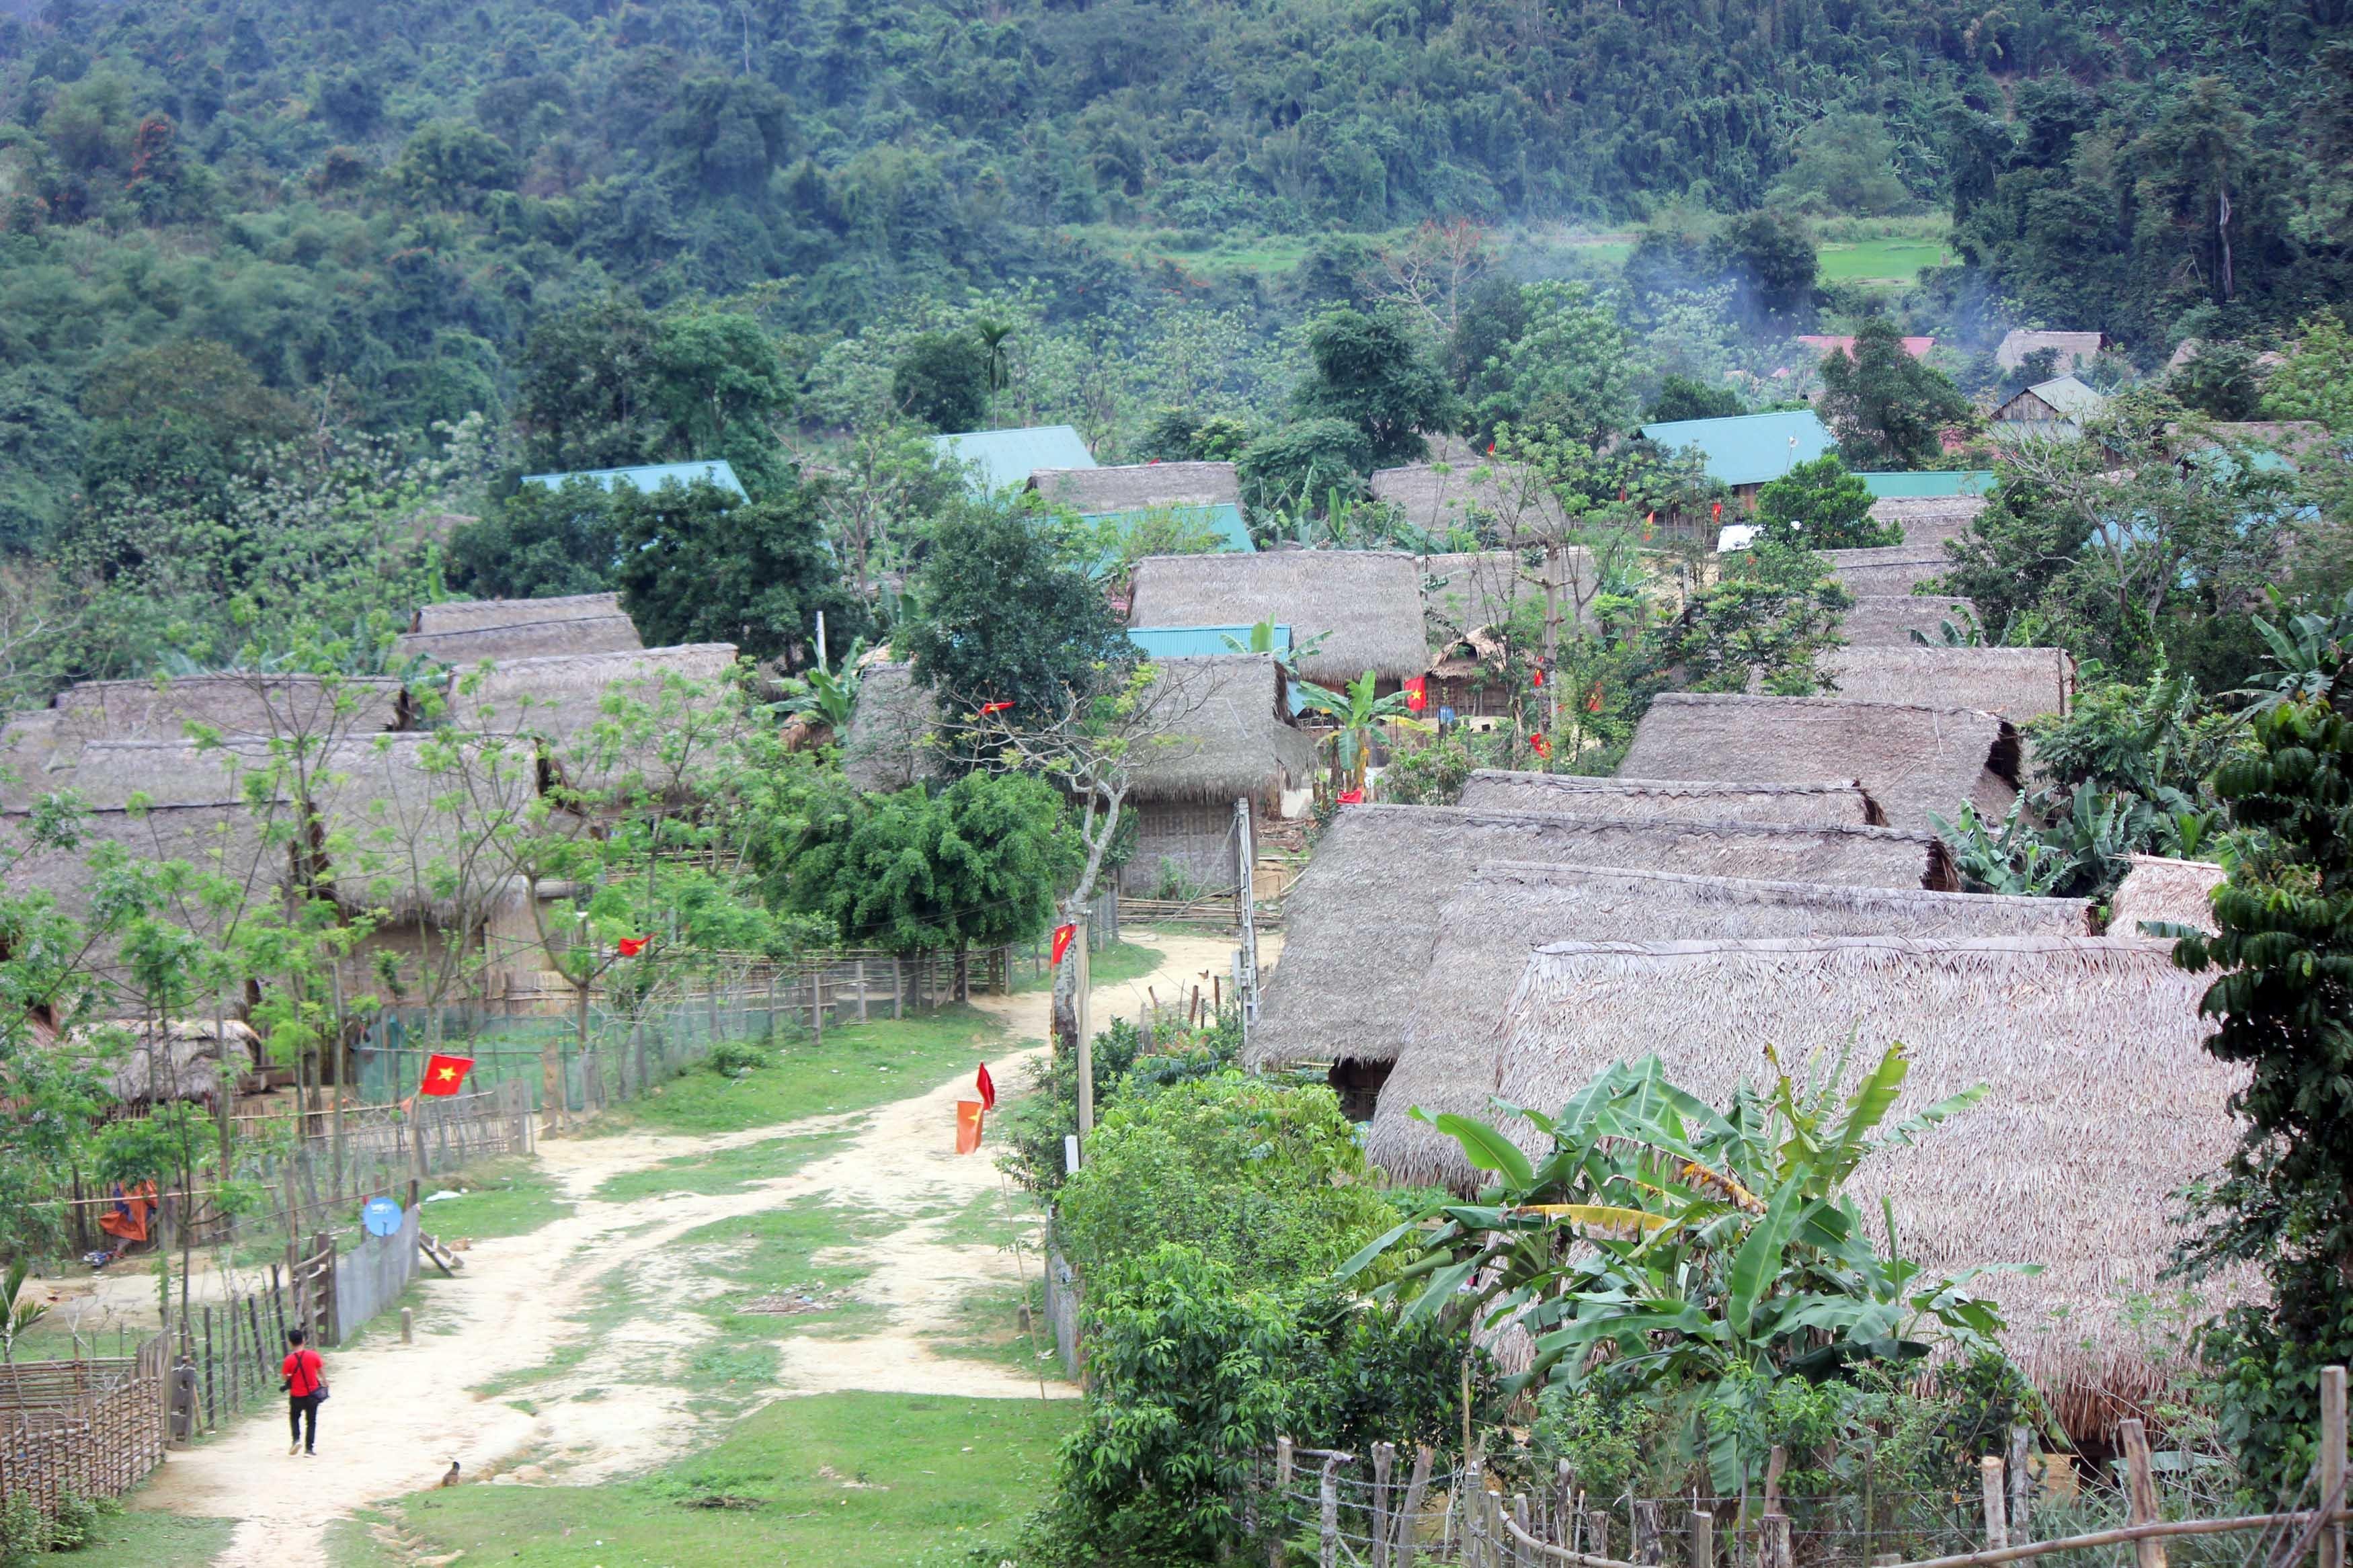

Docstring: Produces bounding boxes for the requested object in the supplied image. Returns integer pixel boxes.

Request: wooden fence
[0,1338,167,1517]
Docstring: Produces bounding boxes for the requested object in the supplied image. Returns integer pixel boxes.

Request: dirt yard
[132,928,1266,1567]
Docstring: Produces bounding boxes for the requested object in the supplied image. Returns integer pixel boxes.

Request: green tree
[1753,456,1898,550]
[1765,116,1917,216]
[447,480,621,602]
[891,331,992,434]
[1235,419,1372,518]
[610,476,870,667]
[1289,306,1458,465]
[1707,210,1821,325]
[1662,544,1851,695]
[2262,312,2353,429]
[1464,282,1636,447]
[1646,375,1746,424]
[389,120,520,208]
[1817,321,1972,467]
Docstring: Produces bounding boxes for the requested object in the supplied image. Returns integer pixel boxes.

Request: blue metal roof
[520,460,748,499]
[1858,470,1997,499]
[932,425,1096,495]
[1640,411,1835,487]
[1086,503,1255,554]
[1128,624,1290,657]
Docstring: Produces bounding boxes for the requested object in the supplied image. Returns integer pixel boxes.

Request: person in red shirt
[281,1327,325,1456]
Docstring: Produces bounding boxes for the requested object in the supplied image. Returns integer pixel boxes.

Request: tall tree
[612,476,871,668]
[1289,306,1459,466]
[1753,456,1899,550]
[1817,321,1972,467]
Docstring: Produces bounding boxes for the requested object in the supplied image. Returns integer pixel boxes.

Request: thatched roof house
[2109,854,2226,936]
[1127,552,1427,689]
[1843,595,1975,648]
[839,663,941,794]
[1824,546,1950,596]
[51,675,405,744]
[396,593,643,663]
[1458,772,1884,826]
[1619,694,2020,833]
[1029,463,1239,511]
[1373,934,2237,1436]
[1814,646,2073,721]
[1870,497,1985,550]
[79,1019,266,1110]
[1996,329,2107,373]
[1370,462,1568,542]
[5,800,291,975]
[446,643,742,798]
[1245,804,1958,1072]
[1365,864,2093,1139]
[0,708,71,805]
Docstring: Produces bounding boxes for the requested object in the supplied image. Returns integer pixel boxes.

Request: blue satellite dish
[362,1196,405,1238]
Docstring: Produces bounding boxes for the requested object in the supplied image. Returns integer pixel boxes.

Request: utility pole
[1234,796,1258,1050]
[1073,912,1093,1159]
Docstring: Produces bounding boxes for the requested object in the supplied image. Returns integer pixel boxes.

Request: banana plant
[1219,618,1331,684]
[1337,1048,2020,1491]
[1295,668,1431,792]
[776,636,868,737]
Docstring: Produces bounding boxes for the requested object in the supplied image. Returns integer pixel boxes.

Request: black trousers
[288,1393,321,1451]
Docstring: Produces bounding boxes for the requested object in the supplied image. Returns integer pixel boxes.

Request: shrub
[48,1490,100,1551]
[707,1040,774,1077]
[0,1493,49,1568]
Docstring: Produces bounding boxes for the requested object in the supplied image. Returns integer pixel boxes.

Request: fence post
[1372,1440,1395,1568]
[2323,1366,2348,1568]
[1319,1454,1342,1568]
[1981,1455,2009,1551]
[1392,1444,1432,1568]
[1515,1495,1535,1565]
[1271,1437,1293,1568]
[2119,1417,2167,1568]
[1636,1499,1666,1565]
[2007,1424,2034,1544]
[1691,1511,1714,1568]
[1760,1512,1792,1568]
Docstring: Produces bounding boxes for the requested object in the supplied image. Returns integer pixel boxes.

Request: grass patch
[471,1269,641,1399]
[387,1391,1078,1567]
[72,1510,239,1568]
[1010,936,1161,994]
[413,1157,571,1242]
[1817,236,1954,286]
[582,1006,1011,1139]
[323,1513,409,1567]
[592,1125,856,1202]
[934,1276,1055,1375]
[688,1196,889,1346]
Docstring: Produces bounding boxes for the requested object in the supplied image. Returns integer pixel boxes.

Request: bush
[707,1040,774,1077]
[47,1491,100,1552]
[0,1493,49,1568]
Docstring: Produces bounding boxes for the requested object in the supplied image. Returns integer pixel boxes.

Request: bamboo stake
[1982,1456,2009,1551]
[2120,1421,2166,1568]
[2325,1368,2348,1568]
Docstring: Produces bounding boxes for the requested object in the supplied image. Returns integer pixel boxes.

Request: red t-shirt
[282,1348,323,1397]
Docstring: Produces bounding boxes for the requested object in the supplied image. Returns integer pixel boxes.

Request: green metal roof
[932,425,1095,495]
[2028,375,2107,419]
[520,460,747,499]
[1129,624,1290,657]
[1858,470,1997,499]
[1085,503,1254,554]
[1639,410,1835,487]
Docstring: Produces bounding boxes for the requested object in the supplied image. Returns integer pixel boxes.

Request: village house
[1992,373,2106,441]
[931,424,1094,497]
[1639,408,1835,510]
[1995,328,2108,374]
[1125,550,1427,696]
[1026,461,1254,553]
[394,592,645,665]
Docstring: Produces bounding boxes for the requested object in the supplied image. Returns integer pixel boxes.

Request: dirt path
[133,930,1255,1567]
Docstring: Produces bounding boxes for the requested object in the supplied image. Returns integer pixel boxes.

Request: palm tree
[973,319,1016,395]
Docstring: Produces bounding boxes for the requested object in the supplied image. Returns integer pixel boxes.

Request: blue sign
[362,1197,405,1238]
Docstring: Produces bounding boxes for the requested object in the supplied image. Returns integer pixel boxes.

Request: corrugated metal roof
[1640,410,1835,487]
[932,425,1094,495]
[1129,624,1291,657]
[520,460,748,499]
[2026,374,2106,419]
[1086,503,1254,553]
[1858,470,1996,499]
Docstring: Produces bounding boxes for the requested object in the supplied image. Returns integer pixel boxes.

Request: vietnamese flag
[978,700,1014,716]
[616,936,648,958]
[1050,923,1078,966]
[955,1100,986,1155]
[1586,683,1606,714]
[1337,787,1364,805]
[1529,733,1553,760]
[1403,675,1427,714]
[1531,667,1544,688]
[975,1061,997,1110]
[420,1054,475,1096]
[1712,500,1724,522]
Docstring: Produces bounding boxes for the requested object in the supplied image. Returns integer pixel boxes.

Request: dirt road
[134,930,1256,1567]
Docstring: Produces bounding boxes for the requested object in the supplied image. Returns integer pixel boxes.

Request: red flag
[616,936,647,958]
[420,1054,474,1097]
[1337,788,1364,805]
[1529,733,1553,760]
[1531,667,1544,688]
[1586,683,1605,714]
[978,700,1013,716]
[1403,675,1427,714]
[1050,923,1078,965]
[955,1100,985,1155]
[1712,500,1724,522]
[975,1061,996,1110]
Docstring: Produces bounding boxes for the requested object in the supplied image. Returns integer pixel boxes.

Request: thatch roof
[1814,647,2073,721]
[839,663,942,794]
[303,733,546,919]
[2109,854,2226,936]
[5,801,292,952]
[1127,552,1428,684]
[1619,693,2020,833]
[1458,771,1884,826]
[1825,546,1950,596]
[1029,463,1239,512]
[1996,329,2106,372]
[0,708,72,806]
[51,675,405,744]
[1245,805,1958,1070]
[1370,462,1568,541]
[1843,595,1975,648]
[77,1018,265,1106]
[446,644,742,798]
[1127,655,1318,802]
[1870,497,1985,550]
[397,593,642,663]
[1369,864,2094,1167]
[1415,551,1599,641]
[31,739,284,811]
[1372,935,2239,1435]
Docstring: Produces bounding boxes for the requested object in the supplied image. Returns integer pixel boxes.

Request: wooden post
[2323,1366,2348,1568]
[400,1308,413,1344]
[1556,1464,1576,1547]
[1981,1456,2009,1551]
[1394,1444,1433,1568]
[1587,1508,1613,1561]
[1763,1444,1786,1516]
[2119,1417,2167,1568]
[2007,1424,2033,1544]
[856,958,869,1023]
[1635,1499,1665,1565]
[1690,1511,1715,1568]
[1372,1441,1396,1568]
[1761,1513,1792,1568]
[1320,1455,1342,1568]
[1271,1437,1293,1568]
[1074,915,1094,1151]
[1515,1495,1535,1565]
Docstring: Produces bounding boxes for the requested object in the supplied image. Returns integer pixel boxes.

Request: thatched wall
[1369,864,2094,1165]
[1031,463,1239,511]
[52,675,404,743]
[1370,462,1568,540]
[839,663,941,794]
[1618,693,2020,833]
[1824,546,1950,596]
[1127,552,1428,685]
[1244,804,1958,1070]
[1815,646,2074,721]
[1870,497,1985,550]
[1373,935,2241,1436]
[395,614,643,664]
[1842,595,1975,648]
[1458,771,1883,826]
[2109,854,2227,936]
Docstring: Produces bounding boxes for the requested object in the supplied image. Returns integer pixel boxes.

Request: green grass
[387,1392,1078,1567]
[413,1157,573,1242]
[71,1510,239,1568]
[1817,236,1954,286]
[591,1126,856,1202]
[934,1277,1055,1375]
[580,1006,1012,1139]
[687,1197,890,1348]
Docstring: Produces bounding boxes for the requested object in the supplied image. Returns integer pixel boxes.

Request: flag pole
[1074,913,1093,1159]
